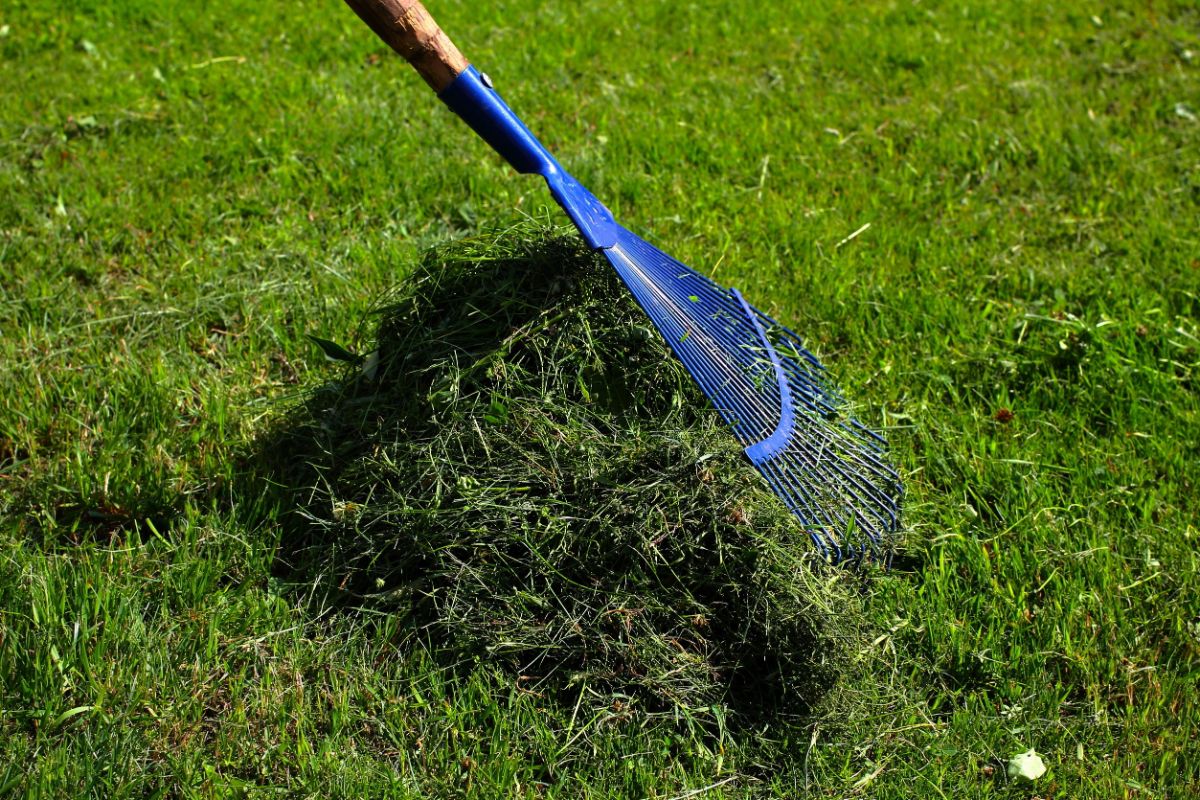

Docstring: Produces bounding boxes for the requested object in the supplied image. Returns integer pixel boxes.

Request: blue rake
[344,0,902,559]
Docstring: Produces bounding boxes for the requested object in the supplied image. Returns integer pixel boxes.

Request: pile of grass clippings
[264,225,872,720]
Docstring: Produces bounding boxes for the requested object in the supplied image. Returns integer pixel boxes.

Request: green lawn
[2,0,1198,796]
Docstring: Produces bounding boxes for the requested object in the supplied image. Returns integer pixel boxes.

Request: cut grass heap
[262,226,868,719]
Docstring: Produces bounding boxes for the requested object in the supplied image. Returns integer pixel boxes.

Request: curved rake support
[730,288,795,466]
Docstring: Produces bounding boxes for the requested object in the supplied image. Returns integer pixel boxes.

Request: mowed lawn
[1,0,1198,797]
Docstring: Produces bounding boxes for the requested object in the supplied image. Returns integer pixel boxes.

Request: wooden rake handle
[343,0,469,92]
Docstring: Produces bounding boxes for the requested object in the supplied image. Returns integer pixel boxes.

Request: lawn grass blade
[342,0,902,559]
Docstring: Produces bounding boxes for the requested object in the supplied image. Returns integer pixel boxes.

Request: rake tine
[777,439,895,533]
[760,460,844,558]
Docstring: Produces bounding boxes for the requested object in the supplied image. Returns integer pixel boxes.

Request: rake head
[603,229,902,560]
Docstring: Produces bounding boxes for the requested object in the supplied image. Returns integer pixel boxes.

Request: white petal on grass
[361,349,380,380]
[1007,749,1047,781]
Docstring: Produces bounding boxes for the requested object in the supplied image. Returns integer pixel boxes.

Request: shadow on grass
[10,471,183,549]
[241,227,862,730]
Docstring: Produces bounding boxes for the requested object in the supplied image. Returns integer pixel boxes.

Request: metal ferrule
[439,66,618,250]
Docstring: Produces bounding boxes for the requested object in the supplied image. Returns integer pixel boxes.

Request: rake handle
[341,0,619,249]
[343,0,469,92]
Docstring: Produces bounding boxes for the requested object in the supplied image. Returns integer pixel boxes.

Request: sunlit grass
[1,0,1197,796]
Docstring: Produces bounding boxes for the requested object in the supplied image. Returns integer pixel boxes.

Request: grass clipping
[272,227,868,717]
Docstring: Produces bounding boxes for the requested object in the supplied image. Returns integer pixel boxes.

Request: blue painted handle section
[439,67,618,250]
[732,288,795,465]
[438,66,553,174]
